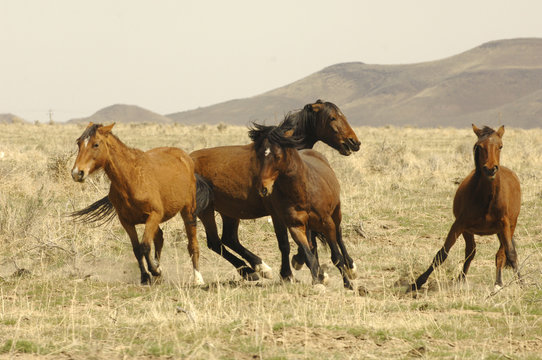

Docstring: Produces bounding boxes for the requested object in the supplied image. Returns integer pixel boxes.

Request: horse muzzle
[340,138,361,155]
[483,165,499,180]
[71,167,87,182]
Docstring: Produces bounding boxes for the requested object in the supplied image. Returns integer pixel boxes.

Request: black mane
[248,122,305,151]
[277,99,337,148]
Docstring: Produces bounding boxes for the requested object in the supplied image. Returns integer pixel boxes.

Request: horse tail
[69,195,116,225]
[194,173,213,217]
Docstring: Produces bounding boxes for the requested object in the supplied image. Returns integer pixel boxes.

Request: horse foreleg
[197,206,258,280]
[458,232,476,282]
[221,215,271,279]
[495,221,520,291]
[288,225,325,285]
[142,213,163,277]
[120,219,150,285]
[271,216,293,281]
[153,227,164,267]
[324,224,353,290]
[409,221,462,292]
[336,226,357,279]
[182,212,204,285]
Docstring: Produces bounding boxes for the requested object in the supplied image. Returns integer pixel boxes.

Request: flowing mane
[248,122,305,151]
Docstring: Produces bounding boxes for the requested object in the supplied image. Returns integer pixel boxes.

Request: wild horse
[250,123,356,288]
[409,125,521,293]
[71,123,212,285]
[71,100,360,281]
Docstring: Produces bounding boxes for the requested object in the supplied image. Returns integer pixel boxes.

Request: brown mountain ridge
[167,38,542,128]
[66,38,542,128]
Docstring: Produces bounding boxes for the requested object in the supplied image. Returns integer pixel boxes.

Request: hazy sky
[1,0,542,122]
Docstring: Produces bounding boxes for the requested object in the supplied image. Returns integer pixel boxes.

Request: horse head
[310,100,360,155]
[472,124,505,180]
[71,122,115,182]
[249,123,304,197]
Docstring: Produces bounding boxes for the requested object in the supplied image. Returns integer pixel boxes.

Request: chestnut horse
[249,123,356,289]
[409,125,521,293]
[72,100,360,281]
[71,123,212,285]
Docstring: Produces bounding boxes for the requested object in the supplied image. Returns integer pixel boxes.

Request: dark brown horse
[192,100,360,281]
[249,123,356,288]
[71,123,212,285]
[71,100,360,281]
[409,125,521,293]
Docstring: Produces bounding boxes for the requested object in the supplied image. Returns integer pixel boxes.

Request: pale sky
[1,0,542,122]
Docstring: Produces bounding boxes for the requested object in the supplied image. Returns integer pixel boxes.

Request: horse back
[190,144,267,219]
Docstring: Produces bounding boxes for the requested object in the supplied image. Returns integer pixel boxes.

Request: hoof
[151,266,162,277]
[193,270,204,286]
[281,274,298,283]
[291,256,304,271]
[322,272,329,285]
[492,284,503,295]
[255,262,273,279]
[140,272,152,285]
[239,266,260,281]
[345,263,358,280]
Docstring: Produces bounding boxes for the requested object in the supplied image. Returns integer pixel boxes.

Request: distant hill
[68,104,173,124]
[168,38,542,128]
[0,113,27,124]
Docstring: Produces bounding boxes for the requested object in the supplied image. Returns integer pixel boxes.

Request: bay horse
[409,125,521,293]
[71,100,360,281]
[191,100,360,281]
[249,123,356,289]
[71,123,212,285]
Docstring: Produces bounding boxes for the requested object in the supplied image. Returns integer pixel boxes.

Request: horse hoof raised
[239,266,260,281]
[291,256,304,271]
[492,284,503,295]
[255,262,273,279]
[345,263,358,280]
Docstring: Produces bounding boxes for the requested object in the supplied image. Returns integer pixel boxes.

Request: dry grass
[0,122,541,359]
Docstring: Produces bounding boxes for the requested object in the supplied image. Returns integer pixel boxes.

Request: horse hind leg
[182,211,204,285]
[495,229,520,292]
[221,215,272,279]
[197,206,258,281]
[288,225,326,286]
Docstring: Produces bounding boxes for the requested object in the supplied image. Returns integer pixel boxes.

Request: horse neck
[290,112,319,149]
[102,136,143,192]
[276,148,308,193]
[472,171,501,205]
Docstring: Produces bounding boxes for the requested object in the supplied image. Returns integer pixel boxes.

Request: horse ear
[99,123,115,134]
[472,124,483,137]
[86,122,94,129]
[283,129,294,137]
[311,103,323,113]
[496,125,505,138]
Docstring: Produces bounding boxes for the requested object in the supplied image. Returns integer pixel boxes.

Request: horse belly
[192,145,267,219]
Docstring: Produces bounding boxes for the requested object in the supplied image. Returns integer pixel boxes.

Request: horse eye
[499,145,503,150]
[93,143,99,148]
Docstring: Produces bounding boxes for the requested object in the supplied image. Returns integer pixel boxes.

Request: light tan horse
[71,123,212,285]
[409,125,521,293]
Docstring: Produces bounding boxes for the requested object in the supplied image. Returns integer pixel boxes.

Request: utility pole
[48,109,54,125]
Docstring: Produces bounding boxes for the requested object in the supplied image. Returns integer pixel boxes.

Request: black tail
[69,195,116,225]
[194,173,213,217]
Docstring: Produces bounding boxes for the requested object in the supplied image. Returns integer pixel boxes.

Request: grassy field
[0,122,541,359]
